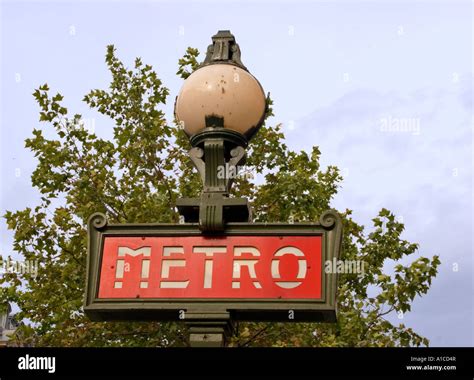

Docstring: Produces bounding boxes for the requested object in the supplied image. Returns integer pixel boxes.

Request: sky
[0,0,472,346]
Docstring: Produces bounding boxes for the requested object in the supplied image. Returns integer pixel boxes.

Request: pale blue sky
[0,0,472,346]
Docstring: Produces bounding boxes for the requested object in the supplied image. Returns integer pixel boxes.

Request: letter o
[271,246,307,289]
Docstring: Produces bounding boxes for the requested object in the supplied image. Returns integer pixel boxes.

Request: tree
[0,46,440,347]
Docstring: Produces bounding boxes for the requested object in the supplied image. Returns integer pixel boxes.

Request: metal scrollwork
[88,212,107,230]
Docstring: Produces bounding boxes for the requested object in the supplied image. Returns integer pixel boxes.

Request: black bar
[0,347,472,378]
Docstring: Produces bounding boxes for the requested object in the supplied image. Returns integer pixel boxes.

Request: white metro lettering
[114,245,308,290]
[271,246,307,289]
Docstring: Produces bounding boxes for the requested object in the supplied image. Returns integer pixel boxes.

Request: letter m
[114,247,151,289]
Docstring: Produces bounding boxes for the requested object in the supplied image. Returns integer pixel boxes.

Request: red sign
[98,235,322,300]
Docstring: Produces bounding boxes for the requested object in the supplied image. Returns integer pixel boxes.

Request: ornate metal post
[174,30,267,346]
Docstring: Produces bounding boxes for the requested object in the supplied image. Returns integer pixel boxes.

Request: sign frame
[84,210,342,323]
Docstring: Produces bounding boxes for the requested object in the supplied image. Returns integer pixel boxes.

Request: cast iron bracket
[177,116,252,233]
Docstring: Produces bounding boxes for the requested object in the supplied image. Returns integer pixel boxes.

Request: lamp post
[174,30,268,346]
[84,31,342,349]
[175,30,268,233]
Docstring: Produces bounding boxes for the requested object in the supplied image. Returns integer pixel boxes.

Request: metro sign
[84,211,342,322]
[99,236,322,299]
